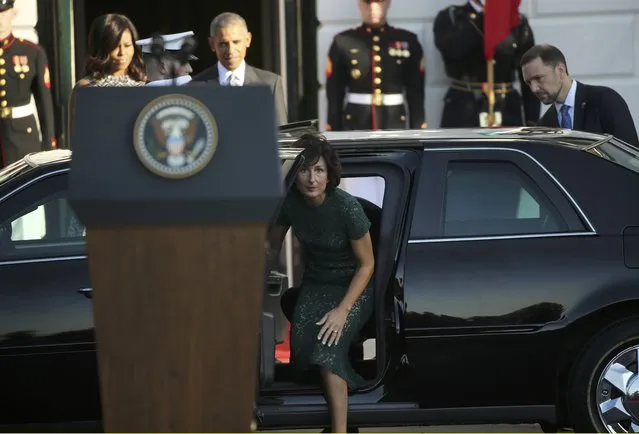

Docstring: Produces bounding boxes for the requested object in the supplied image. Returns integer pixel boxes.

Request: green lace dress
[277,188,374,389]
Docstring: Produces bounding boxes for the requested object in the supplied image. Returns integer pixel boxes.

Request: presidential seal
[133,94,218,179]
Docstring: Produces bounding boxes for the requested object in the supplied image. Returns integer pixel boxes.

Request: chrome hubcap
[597,345,639,432]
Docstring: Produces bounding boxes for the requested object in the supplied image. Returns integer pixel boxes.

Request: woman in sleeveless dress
[74,13,146,88]
[66,13,146,235]
[270,133,375,432]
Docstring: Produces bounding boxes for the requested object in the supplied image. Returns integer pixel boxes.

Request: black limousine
[2,125,639,433]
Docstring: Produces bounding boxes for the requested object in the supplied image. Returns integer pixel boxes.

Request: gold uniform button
[0,79,5,86]
[374,55,381,62]
[373,35,380,42]
[0,101,6,107]
[374,78,381,84]
[0,59,4,65]
[19,73,25,79]
[373,45,380,51]
[400,115,406,121]
[27,127,32,133]
[0,90,5,97]
[375,88,382,94]
[375,66,382,73]
[351,59,357,65]
[0,68,5,75]
[0,48,3,55]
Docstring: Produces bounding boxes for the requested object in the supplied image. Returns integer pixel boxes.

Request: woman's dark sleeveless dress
[277,188,374,388]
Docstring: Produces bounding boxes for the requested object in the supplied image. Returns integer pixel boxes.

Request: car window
[0,175,85,261]
[443,161,565,237]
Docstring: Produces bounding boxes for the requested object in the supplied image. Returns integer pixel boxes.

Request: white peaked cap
[136,31,198,60]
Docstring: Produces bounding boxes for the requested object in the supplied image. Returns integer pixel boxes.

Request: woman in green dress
[270,133,375,433]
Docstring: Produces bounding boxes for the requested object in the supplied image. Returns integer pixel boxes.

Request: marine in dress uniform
[137,31,198,87]
[325,0,426,132]
[0,0,56,168]
[433,0,539,128]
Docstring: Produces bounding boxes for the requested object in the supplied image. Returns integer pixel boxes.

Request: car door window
[0,174,85,261]
[444,161,566,237]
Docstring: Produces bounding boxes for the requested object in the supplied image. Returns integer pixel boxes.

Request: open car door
[277,119,319,138]
[259,151,306,389]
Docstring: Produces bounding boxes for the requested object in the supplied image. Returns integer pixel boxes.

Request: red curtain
[484,0,521,60]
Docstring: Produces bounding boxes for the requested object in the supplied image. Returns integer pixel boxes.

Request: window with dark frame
[443,160,568,237]
[0,179,86,261]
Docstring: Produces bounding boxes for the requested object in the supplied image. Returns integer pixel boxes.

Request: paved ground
[361,425,545,432]
[263,424,551,432]
[2,422,558,433]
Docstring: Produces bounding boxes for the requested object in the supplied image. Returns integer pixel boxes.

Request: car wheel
[570,319,639,432]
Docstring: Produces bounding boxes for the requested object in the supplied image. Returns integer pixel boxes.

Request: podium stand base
[86,224,266,433]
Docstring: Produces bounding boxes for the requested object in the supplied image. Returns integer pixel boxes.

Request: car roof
[16,126,610,169]
[279,126,610,149]
[23,149,72,167]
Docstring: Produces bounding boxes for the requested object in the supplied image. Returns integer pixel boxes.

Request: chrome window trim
[413,146,597,243]
[408,231,597,244]
[0,255,87,266]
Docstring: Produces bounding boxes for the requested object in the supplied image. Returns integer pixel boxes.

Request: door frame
[259,149,421,395]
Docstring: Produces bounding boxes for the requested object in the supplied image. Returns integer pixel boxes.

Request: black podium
[67,85,282,432]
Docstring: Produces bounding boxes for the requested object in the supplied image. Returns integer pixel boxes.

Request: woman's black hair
[294,132,342,193]
[84,13,146,82]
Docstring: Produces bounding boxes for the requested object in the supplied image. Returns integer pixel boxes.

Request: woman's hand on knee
[316,307,349,346]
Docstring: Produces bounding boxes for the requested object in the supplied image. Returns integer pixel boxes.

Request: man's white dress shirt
[217,60,247,86]
[554,79,577,128]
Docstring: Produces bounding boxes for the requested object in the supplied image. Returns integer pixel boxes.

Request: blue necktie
[560,105,572,129]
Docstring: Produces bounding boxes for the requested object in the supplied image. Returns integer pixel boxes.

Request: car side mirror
[266,270,288,297]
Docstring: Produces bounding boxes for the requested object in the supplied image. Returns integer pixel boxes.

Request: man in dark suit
[191,12,288,126]
[521,44,639,147]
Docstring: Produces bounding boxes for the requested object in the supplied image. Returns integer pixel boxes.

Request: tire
[569,318,639,433]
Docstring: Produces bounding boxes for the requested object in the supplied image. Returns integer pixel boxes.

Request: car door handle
[77,287,93,299]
